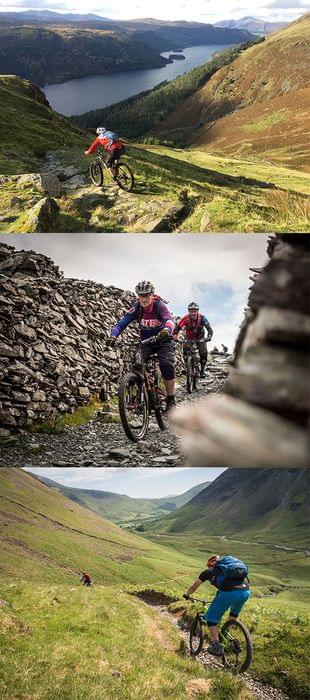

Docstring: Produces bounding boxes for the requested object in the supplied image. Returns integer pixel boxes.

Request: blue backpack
[213,556,248,587]
[104,130,119,148]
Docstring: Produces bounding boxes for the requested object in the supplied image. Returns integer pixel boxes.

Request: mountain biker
[184,555,250,657]
[173,303,213,379]
[80,572,92,586]
[85,126,126,180]
[221,344,228,355]
[106,281,176,411]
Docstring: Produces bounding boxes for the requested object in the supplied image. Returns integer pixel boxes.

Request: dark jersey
[199,567,249,592]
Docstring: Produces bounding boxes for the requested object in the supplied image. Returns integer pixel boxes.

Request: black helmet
[135,280,155,295]
[188,302,199,311]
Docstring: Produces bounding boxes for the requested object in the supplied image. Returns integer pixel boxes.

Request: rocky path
[140,598,289,700]
[0,360,228,468]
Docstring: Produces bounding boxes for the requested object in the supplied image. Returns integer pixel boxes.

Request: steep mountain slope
[145,468,309,546]
[0,468,204,585]
[34,475,211,524]
[152,15,310,170]
[0,75,87,173]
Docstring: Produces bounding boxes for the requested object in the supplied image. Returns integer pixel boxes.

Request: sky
[24,466,225,496]
[3,233,268,351]
[0,0,309,22]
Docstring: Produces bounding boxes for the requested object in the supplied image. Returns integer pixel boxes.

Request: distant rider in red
[80,572,92,586]
[85,126,125,180]
[174,302,213,378]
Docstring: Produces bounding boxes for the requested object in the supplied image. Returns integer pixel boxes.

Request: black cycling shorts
[106,145,126,168]
[141,339,175,381]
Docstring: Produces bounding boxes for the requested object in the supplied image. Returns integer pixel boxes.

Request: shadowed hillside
[144,468,310,547]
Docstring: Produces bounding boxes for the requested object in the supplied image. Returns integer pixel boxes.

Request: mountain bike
[183,340,202,394]
[187,597,253,673]
[89,147,134,192]
[117,335,169,442]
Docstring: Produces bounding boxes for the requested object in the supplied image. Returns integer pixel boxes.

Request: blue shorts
[204,589,250,626]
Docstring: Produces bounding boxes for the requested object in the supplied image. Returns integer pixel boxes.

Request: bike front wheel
[118,373,149,442]
[115,163,134,192]
[220,619,253,673]
[153,371,168,431]
[193,358,199,391]
[189,614,204,656]
[186,355,194,394]
[89,160,104,186]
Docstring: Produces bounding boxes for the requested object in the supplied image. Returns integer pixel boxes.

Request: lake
[43,44,232,116]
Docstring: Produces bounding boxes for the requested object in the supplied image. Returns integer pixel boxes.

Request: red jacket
[85,135,124,155]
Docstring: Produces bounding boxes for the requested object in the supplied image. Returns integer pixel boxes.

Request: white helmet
[96,126,106,135]
[135,280,155,295]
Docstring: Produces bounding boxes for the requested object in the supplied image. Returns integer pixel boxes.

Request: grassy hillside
[0,74,87,173]
[152,14,310,171]
[0,468,203,586]
[0,73,309,233]
[0,468,309,699]
[143,468,310,547]
[35,474,210,526]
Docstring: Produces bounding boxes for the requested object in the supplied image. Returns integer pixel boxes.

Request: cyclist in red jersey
[174,302,213,378]
[85,126,126,180]
[80,572,92,586]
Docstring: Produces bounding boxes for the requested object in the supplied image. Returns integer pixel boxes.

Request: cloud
[262,0,309,7]
[24,466,225,497]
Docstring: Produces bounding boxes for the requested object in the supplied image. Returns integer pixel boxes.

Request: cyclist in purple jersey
[106,281,176,411]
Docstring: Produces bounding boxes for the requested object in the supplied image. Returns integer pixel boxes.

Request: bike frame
[188,597,248,651]
[116,336,167,406]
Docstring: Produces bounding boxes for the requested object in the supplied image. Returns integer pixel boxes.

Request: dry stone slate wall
[0,243,145,433]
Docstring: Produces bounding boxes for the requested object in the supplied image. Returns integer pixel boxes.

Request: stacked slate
[172,234,310,467]
[0,243,139,432]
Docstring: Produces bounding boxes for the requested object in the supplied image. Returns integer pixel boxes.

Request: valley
[0,468,309,699]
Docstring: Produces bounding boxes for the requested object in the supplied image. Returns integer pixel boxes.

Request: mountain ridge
[31,473,211,524]
[144,468,309,547]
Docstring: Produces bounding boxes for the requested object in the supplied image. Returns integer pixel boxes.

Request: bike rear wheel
[189,614,204,656]
[115,163,134,192]
[153,371,168,431]
[118,373,149,442]
[186,355,194,394]
[89,160,104,186]
[220,619,253,673]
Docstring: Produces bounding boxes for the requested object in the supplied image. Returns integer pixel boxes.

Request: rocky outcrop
[0,243,141,432]
[172,234,310,467]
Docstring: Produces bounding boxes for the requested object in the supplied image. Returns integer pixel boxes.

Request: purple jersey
[111,298,175,340]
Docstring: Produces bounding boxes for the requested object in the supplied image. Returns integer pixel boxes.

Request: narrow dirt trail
[137,597,290,700]
[0,358,228,468]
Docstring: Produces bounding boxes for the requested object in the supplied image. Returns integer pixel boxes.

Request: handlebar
[140,333,170,346]
[184,596,210,605]
[106,333,170,348]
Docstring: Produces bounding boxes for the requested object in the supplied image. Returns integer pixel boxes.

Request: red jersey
[175,313,213,340]
[85,133,124,155]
